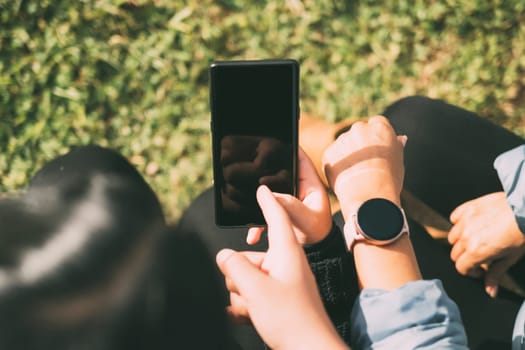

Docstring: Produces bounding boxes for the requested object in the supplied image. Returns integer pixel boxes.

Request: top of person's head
[0,145,234,350]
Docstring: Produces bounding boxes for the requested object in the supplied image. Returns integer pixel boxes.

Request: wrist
[339,197,421,290]
[303,222,343,256]
[333,172,401,221]
[353,234,421,289]
[336,185,401,224]
[343,199,408,253]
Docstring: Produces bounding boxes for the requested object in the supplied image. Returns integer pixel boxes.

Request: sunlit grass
[1,0,524,221]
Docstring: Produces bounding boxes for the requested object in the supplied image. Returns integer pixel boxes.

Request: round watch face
[356,198,404,241]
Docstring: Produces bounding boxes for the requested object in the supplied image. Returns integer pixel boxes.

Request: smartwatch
[344,198,409,251]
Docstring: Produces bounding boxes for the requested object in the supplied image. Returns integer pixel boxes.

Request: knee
[383,96,434,120]
[382,96,443,134]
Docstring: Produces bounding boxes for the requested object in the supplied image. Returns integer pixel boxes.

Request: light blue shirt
[494,144,525,234]
[513,301,525,349]
[493,144,525,349]
[351,280,469,349]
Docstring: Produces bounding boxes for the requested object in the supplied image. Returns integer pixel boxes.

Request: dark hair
[0,146,234,349]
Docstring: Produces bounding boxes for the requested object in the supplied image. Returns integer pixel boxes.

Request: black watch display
[343,198,409,251]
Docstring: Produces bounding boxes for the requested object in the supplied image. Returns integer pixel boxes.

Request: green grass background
[1,0,525,221]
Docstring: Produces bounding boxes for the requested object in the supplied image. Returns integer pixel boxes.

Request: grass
[1,0,524,222]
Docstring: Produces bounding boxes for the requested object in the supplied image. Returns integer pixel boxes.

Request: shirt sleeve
[350,279,469,349]
[512,300,525,348]
[494,144,525,234]
[304,223,356,345]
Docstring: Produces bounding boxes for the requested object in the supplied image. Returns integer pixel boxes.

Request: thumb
[297,147,326,195]
[450,202,467,224]
[273,192,326,237]
[216,249,267,297]
[484,258,513,298]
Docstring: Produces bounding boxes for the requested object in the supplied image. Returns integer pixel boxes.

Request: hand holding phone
[210,59,299,227]
[246,148,333,246]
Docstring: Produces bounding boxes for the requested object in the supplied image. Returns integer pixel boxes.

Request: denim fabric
[350,280,469,349]
[494,144,525,234]
[513,301,525,350]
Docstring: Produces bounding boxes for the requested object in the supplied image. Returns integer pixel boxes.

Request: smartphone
[210,59,299,227]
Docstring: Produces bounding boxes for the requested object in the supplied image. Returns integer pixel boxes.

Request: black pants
[177,96,525,349]
[384,96,524,218]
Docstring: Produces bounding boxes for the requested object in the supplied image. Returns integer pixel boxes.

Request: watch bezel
[344,198,409,251]
[356,198,406,242]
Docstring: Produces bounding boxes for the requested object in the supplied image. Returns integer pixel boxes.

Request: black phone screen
[210,60,299,227]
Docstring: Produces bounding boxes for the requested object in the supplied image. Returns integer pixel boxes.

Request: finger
[224,276,240,295]
[296,149,332,232]
[450,200,471,224]
[448,223,462,245]
[240,251,266,267]
[297,148,326,200]
[273,192,329,241]
[226,305,252,324]
[485,285,499,299]
[450,241,465,262]
[247,227,264,245]
[256,185,299,251]
[367,116,398,139]
[224,251,266,294]
[485,258,514,298]
[397,135,408,147]
[455,250,482,276]
[216,248,267,296]
[368,115,391,126]
[227,292,250,323]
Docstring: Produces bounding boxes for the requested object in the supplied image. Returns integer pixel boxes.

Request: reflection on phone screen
[211,61,298,226]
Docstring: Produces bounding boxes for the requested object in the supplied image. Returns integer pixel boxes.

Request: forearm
[353,235,421,290]
[321,116,467,348]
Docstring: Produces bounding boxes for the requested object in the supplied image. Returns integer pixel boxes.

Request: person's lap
[177,187,521,349]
